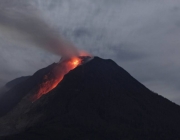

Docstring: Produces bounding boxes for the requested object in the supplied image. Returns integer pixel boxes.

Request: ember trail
[31,56,92,101]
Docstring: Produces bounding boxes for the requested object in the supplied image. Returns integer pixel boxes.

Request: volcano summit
[0,57,180,140]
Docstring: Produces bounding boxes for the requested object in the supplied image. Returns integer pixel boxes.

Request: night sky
[0,0,180,104]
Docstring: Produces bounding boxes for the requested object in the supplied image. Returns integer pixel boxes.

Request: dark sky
[0,0,180,104]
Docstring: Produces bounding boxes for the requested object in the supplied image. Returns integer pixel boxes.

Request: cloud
[0,0,80,59]
[0,0,180,104]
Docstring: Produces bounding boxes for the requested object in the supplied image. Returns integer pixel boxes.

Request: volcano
[0,57,180,140]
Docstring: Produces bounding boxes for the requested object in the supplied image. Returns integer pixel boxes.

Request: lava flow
[31,55,91,101]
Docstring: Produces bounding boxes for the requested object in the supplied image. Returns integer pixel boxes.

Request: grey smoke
[0,0,79,58]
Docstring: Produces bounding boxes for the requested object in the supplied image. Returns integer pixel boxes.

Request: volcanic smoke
[0,1,79,58]
[0,1,92,101]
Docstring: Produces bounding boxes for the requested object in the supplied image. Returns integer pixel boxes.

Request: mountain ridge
[1,57,180,139]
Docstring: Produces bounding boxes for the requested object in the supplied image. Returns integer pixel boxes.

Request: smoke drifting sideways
[0,1,79,58]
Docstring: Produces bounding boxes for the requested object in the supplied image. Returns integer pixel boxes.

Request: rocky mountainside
[5,76,31,89]
[0,63,56,117]
[1,57,180,140]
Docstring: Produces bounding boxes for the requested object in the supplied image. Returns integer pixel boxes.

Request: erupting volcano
[1,2,180,139]
[1,57,180,139]
[31,55,92,101]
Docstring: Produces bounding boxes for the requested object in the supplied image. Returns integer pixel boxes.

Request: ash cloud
[0,0,79,58]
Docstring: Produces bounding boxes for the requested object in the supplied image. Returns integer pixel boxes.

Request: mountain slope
[0,76,30,99]
[5,76,31,89]
[1,57,180,140]
[0,63,57,117]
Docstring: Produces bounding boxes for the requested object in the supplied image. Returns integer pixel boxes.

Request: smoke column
[0,0,79,58]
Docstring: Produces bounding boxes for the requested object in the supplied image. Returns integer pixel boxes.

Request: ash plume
[0,0,79,58]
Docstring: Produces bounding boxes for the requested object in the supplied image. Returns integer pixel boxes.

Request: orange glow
[31,57,82,101]
[72,59,79,65]
[79,50,91,57]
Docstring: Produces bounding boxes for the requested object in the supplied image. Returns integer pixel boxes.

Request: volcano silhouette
[0,57,180,140]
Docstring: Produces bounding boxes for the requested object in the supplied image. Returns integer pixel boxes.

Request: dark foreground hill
[1,57,180,140]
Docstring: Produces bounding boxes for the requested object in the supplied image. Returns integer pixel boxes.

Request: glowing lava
[31,57,82,101]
